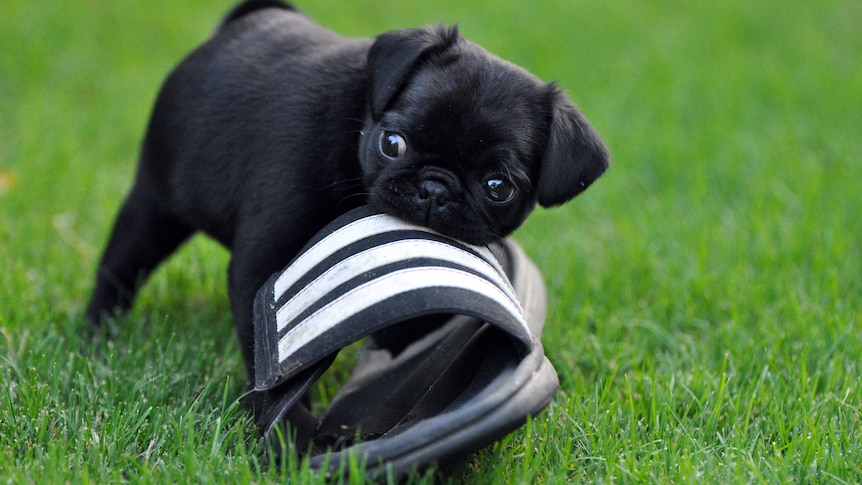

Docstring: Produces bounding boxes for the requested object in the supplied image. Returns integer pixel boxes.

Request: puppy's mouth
[369,172,497,245]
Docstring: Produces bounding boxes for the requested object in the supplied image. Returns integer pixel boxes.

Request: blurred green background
[1,0,860,483]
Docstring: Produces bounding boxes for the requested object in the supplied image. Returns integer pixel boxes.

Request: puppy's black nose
[417,179,450,205]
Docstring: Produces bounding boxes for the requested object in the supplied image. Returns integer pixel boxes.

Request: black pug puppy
[86,0,609,382]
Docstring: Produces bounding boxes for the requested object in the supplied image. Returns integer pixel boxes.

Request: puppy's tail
[220,0,297,27]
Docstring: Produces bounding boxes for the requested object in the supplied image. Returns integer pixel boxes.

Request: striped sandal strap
[253,207,533,392]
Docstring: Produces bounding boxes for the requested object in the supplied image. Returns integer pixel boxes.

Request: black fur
[221,0,295,26]
[86,0,609,386]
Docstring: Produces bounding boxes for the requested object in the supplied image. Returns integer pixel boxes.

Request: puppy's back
[138,3,370,244]
[220,0,298,27]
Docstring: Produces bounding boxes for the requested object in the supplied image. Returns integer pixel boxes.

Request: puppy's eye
[379,131,407,159]
[483,175,517,204]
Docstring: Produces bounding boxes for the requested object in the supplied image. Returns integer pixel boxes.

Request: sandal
[252,206,559,477]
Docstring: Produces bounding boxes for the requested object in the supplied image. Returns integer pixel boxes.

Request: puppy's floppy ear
[367,25,460,119]
[536,85,610,207]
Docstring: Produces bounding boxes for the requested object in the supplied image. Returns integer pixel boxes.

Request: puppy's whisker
[318,176,365,191]
[340,117,367,125]
[336,191,371,208]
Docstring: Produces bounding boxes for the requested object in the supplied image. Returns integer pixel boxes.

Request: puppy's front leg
[227,233,309,384]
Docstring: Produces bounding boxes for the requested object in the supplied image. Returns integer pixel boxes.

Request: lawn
[1,0,860,483]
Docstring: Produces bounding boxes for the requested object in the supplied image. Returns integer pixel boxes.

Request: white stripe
[272,214,501,301]
[277,266,529,362]
[275,238,520,332]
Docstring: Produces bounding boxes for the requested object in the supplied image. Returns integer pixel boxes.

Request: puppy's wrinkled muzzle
[417,179,449,205]
[415,167,460,207]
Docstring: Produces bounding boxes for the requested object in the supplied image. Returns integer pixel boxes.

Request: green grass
[2,0,860,483]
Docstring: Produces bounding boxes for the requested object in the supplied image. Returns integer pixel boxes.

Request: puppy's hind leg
[86,181,194,326]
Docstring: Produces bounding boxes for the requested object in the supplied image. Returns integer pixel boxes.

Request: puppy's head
[359,26,609,244]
